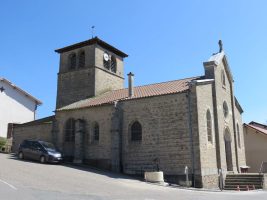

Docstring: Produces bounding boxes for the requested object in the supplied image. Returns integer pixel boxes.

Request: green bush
[0,137,7,150]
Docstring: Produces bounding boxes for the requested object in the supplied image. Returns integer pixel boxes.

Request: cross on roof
[219,40,223,52]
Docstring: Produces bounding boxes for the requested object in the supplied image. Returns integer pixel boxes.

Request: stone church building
[13,37,246,188]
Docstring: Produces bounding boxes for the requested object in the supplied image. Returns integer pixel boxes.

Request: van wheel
[40,156,46,164]
[18,152,24,159]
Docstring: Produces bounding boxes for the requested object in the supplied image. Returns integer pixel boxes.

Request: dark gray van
[18,140,63,163]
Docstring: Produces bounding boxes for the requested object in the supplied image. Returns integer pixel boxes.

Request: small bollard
[218,169,224,191]
[184,166,189,187]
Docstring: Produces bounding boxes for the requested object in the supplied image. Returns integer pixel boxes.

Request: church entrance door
[224,128,233,171]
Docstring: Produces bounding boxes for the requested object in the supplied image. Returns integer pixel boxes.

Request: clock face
[103,53,109,61]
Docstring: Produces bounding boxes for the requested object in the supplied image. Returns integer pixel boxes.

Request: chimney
[127,72,134,97]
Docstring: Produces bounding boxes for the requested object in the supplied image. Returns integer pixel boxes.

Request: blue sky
[0,0,266,123]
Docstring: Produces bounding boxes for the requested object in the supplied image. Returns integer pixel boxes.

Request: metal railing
[259,161,267,174]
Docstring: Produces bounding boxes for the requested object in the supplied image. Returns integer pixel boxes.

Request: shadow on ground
[7,153,143,181]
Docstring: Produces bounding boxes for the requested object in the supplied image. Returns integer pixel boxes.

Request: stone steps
[224,174,263,191]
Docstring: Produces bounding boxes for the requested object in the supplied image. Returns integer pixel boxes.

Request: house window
[94,123,99,141]
[69,53,76,69]
[65,118,75,142]
[223,101,229,118]
[206,110,212,143]
[78,51,85,68]
[221,70,226,87]
[131,121,142,141]
[237,123,241,148]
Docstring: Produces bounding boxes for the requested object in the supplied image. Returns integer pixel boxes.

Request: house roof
[57,76,201,111]
[244,121,267,136]
[55,37,128,58]
[0,78,42,105]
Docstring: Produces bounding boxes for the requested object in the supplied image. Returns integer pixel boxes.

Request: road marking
[0,179,17,190]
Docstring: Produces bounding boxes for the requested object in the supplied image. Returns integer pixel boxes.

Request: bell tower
[55,37,128,109]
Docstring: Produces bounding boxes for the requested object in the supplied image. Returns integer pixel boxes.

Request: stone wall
[94,45,124,96]
[55,105,115,170]
[94,67,124,96]
[204,58,239,173]
[58,45,95,73]
[56,68,95,108]
[195,81,218,188]
[56,45,96,108]
[56,44,125,109]
[235,105,246,168]
[120,92,199,186]
[12,116,54,153]
[95,45,124,78]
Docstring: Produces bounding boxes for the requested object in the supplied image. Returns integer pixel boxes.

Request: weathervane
[91,26,95,38]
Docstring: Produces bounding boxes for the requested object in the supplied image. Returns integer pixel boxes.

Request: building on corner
[243,121,267,172]
[0,78,42,138]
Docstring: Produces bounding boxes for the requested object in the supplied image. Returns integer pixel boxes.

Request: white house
[0,78,42,138]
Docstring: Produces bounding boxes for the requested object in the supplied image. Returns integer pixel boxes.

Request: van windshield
[40,141,56,150]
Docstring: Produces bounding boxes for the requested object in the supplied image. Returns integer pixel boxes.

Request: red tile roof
[57,76,200,111]
[244,121,267,136]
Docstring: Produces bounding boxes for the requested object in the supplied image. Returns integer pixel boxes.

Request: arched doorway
[224,128,233,171]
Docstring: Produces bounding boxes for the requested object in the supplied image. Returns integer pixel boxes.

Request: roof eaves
[0,78,42,105]
[244,123,267,136]
[235,97,243,114]
[55,37,128,57]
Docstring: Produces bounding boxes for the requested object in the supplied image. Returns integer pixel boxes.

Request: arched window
[237,123,241,148]
[103,52,110,70]
[110,55,117,73]
[103,52,117,73]
[223,101,229,118]
[69,53,76,69]
[131,121,142,141]
[206,110,212,143]
[94,123,99,141]
[65,118,75,142]
[78,51,85,68]
[221,70,226,87]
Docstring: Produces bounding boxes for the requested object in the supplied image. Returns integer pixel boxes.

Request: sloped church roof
[57,76,201,111]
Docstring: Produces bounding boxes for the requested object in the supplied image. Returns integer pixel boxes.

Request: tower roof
[55,37,128,57]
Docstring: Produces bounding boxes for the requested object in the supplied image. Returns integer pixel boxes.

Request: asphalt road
[0,153,267,200]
